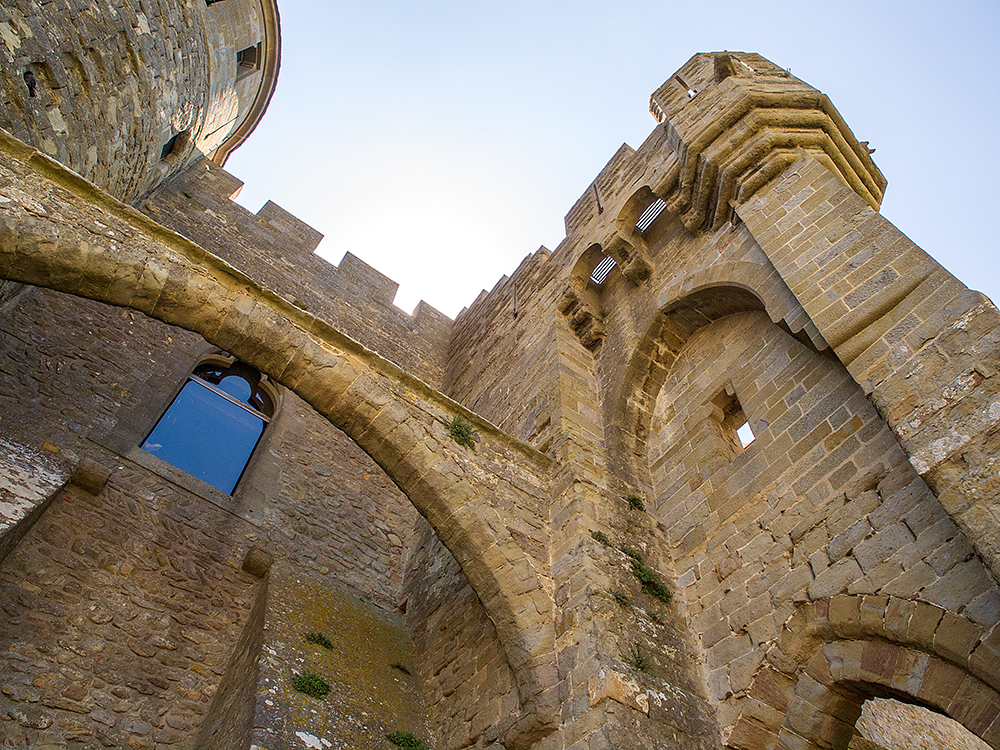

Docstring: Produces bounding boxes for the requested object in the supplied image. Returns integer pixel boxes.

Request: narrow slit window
[161,132,181,160]
[711,387,754,460]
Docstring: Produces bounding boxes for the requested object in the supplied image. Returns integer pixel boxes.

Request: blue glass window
[141,361,274,494]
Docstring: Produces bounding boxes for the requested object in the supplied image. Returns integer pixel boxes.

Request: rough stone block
[69,458,113,495]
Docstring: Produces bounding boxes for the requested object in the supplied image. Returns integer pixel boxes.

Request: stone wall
[0,0,203,201]
[0,0,271,204]
[403,517,520,750]
[445,250,562,450]
[0,454,261,749]
[646,311,1000,741]
[0,437,70,565]
[251,567,431,750]
[0,283,426,746]
[198,572,268,750]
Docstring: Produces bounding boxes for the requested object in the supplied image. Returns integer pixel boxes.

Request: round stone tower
[0,0,279,204]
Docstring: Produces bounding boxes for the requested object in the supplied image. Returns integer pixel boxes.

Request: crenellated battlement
[143,158,453,387]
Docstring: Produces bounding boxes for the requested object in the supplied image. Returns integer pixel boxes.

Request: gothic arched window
[141,359,275,494]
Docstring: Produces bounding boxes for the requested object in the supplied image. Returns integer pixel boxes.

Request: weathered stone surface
[0,33,998,750]
[0,0,277,204]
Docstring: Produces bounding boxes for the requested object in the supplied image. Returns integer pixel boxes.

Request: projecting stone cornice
[649,52,886,232]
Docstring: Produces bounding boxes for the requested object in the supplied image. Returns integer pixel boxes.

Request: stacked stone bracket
[554,51,883,356]
[647,51,886,233]
[0,128,561,750]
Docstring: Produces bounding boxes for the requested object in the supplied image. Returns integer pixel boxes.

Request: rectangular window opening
[711,387,754,459]
[236,44,261,79]
[636,198,667,233]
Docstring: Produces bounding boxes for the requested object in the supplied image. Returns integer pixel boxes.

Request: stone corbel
[605,229,652,285]
[558,273,606,351]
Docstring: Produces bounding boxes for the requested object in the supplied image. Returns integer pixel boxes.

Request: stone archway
[0,133,559,748]
[605,278,778,491]
[729,596,1000,749]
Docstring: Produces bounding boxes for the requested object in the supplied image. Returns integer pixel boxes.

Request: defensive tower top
[647,51,886,233]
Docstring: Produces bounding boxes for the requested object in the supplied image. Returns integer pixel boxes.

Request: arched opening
[141,356,277,494]
[854,696,991,749]
[773,645,1000,750]
[560,242,618,350]
[0,169,559,749]
[606,283,766,490]
[729,596,1000,750]
[616,186,668,237]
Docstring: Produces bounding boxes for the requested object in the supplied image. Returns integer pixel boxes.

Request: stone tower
[0,7,999,750]
[0,0,279,204]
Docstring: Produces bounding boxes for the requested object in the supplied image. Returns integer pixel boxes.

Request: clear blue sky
[227,1,1000,319]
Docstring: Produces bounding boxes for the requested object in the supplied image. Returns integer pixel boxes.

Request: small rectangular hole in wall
[236,44,261,79]
[674,75,697,99]
[711,387,754,459]
[160,129,190,161]
[161,133,181,160]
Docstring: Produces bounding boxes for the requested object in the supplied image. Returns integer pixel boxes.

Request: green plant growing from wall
[611,589,631,606]
[305,631,334,649]
[630,558,672,603]
[646,609,664,625]
[443,415,478,450]
[620,546,642,561]
[386,731,430,750]
[624,494,645,511]
[623,644,649,672]
[590,530,611,546]
[291,670,330,699]
[390,662,411,675]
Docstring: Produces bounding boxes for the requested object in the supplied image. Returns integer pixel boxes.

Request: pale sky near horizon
[226,1,1000,320]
